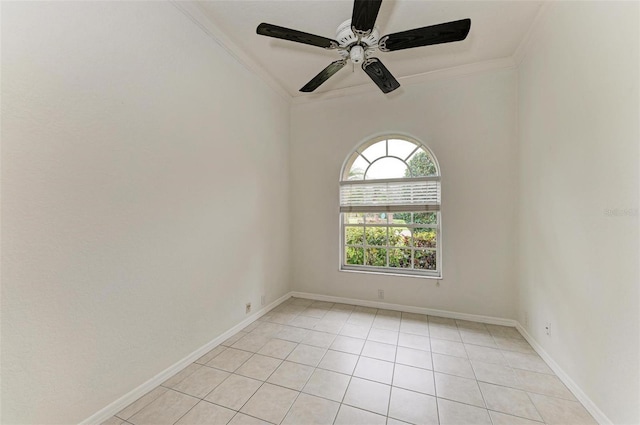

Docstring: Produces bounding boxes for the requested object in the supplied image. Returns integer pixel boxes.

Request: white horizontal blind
[340,177,440,213]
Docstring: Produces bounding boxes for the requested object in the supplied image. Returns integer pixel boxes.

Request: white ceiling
[195,1,543,98]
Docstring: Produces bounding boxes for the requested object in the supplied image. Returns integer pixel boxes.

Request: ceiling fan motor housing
[336,19,379,63]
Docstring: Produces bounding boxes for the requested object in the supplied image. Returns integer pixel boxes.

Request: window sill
[339,267,443,280]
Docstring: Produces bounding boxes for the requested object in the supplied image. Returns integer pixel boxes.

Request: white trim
[516,323,613,425]
[80,293,291,425]
[170,1,291,103]
[290,291,517,327]
[292,57,516,105]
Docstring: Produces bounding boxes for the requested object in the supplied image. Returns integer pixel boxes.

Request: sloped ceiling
[194,0,543,98]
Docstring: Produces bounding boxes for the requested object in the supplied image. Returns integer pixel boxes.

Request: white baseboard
[81,293,291,425]
[516,324,612,425]
[290,291,518,327]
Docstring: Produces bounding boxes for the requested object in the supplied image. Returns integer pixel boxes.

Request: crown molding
[291,57,517,105]
[513,1,553,66]
[170,1,292,103]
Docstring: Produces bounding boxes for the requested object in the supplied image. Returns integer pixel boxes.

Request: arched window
[340,136,441,278]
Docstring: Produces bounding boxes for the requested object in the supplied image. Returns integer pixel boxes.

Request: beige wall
[290,69,519,319]
[516,2,639,423]
[1,2,290,423]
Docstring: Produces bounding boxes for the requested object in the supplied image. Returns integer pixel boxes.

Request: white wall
[290,69,519,319]
[516,2,639,424]
[1,2,290,423]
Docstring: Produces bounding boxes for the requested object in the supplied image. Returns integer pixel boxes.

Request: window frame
[339,135,443,279]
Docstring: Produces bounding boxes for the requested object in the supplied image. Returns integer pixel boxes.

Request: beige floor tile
[392,364,435,395]
[207,348,253,372]
[428,316,456,326]
[290,298,314,306]
[251,322,284,338]
[117,387,168,420]
[430,338,468,358]
[331,303,356,312]
[460,330,498,348]
[388,387,438,425]
[398,333,430,351]
[232,334,271,353]
[240,383,298,424]
[395,346,432,370]
[386,418,413,425]
[428,324,462,342]
[399,321,430,336]
[288,315,320,329]
[257,339,297,359]
[267,361,314,391]
[435,372,485,408]
[465,344,507,366]
[437,398,492,425]
[101,416,125,425]
[502,351,553,374]
[227,413,271,425]
[489,411,544,425]
[281,393,339,425]
[471,360,520,387]
[302,368,350,402]
[300,307,329,319]
[372,315,401,332]
[205,374,262,410]
[479,382,542,421]
[367,328,399,345]
[347,313,375,327]
[361,340,396,362]
[528,392,598,425]
[175,401,235,425]
[311,301,334,309]
[334,405,387,425]
[235,354,282,381]
[242,322,262,333]
[514,369,577,400]
[301,330,336,348]
[173,367,230,398]
[486,324,524,340]
[196,346,227,365]
[263,312,296,325]
[353,356,394,384]
[432,353,475,379]
[223,332,248,347]
[339,324,371,339]
[313,319,344,334]
[343,377,390,416]
[162,364,202,388]
[128,389,199,425]
[275,326,309,343]
[494,336,536,354]
[317,349,359,375]
[330,335,365,355]
[456,320,488,331]
[323,310,351,322]
[286,344,326,367]
[401,312,428,322]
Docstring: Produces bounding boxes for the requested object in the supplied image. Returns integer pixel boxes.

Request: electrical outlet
[545,322,551,336]
[261,295,266,306]
[246,302,252,314]
[378,289,384,300]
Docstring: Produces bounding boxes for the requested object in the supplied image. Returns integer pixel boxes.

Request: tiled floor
[104,297,598,425]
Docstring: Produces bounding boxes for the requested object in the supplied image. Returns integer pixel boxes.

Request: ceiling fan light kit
[256,0,471,94]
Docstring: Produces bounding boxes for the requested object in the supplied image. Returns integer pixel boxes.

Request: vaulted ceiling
[193,1,544,98]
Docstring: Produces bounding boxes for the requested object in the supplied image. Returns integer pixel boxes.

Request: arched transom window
[340,136,441,278]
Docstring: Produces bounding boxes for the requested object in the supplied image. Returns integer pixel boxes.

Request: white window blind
[340,177,440,213]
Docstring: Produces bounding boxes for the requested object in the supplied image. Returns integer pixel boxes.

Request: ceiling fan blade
[351,0,383,35]
[362,57,400,93]
[300,60,347,92]
[257,23,338,49]
[379,18,471,52]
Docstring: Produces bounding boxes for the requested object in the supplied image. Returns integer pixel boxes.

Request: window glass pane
[365,227,387,246]
[389,249,412,268]
[365,248,387,267]
[348,155,369,180]
[414,249,436,270]
[406,149,438,177]
[344,212,364,224]
[365,157,408,179]
[390,212,412,224]
[365,213,388,224]
[360,140,386,162]
[389,227,411,247]
[388,139,418,160]
[345,227,364,245]
[413,228,437,248]
[413,212,437,225]
[346,247,364,265]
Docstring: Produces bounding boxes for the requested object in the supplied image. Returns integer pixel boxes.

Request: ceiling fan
[256,0,471,94]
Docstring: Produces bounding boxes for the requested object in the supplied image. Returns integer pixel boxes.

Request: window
[340,136,442,278]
